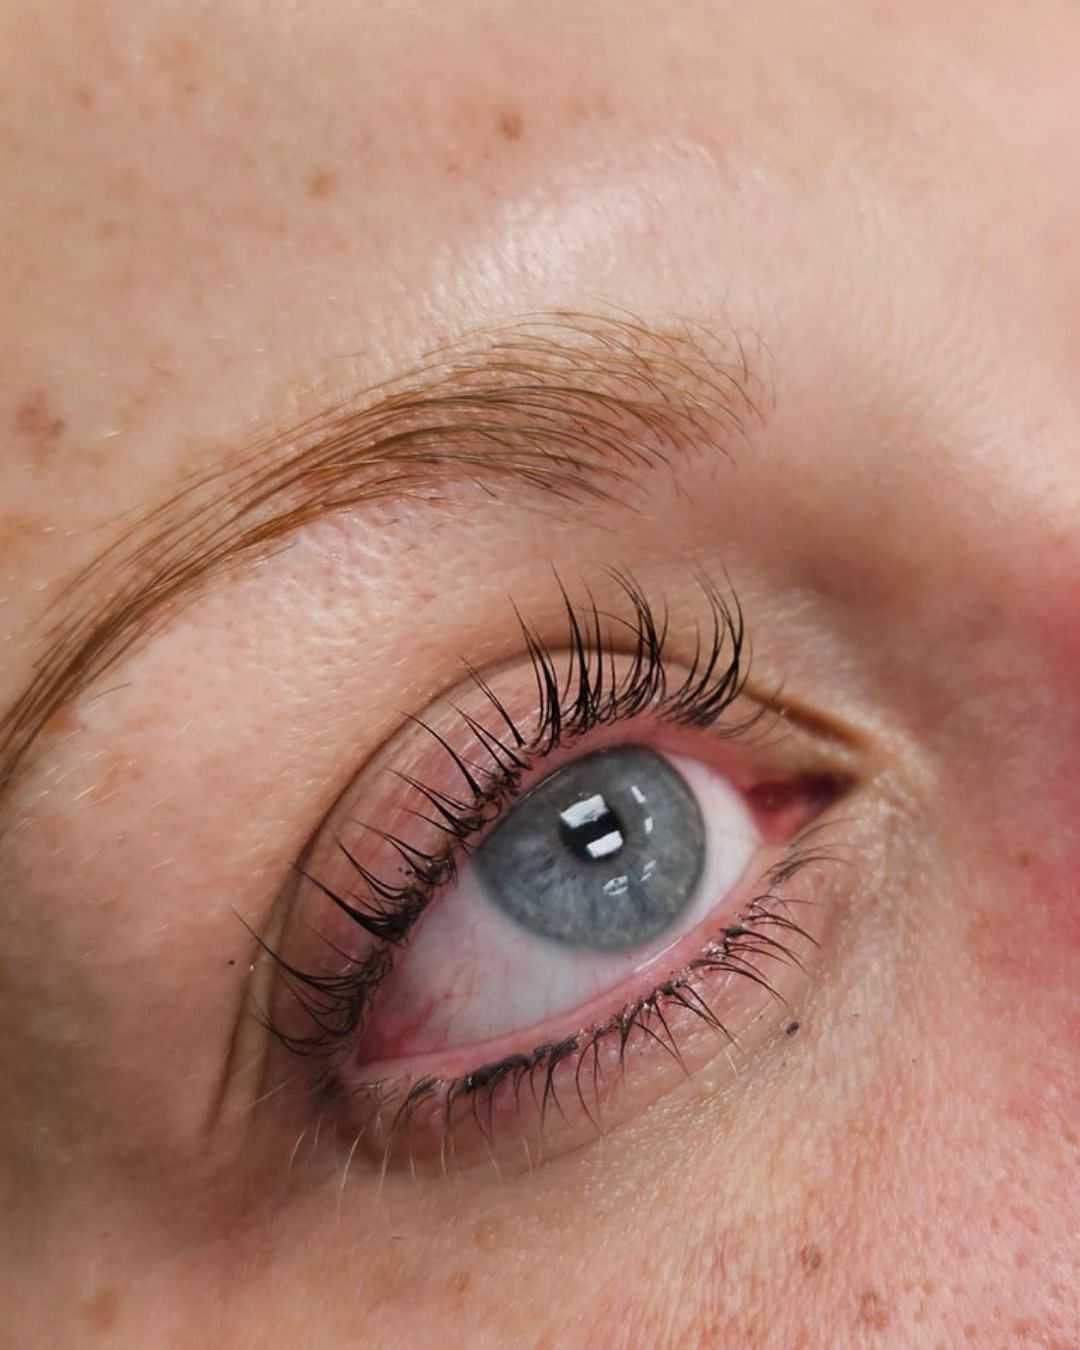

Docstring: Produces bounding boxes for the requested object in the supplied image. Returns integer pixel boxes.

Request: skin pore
[2,1,1080,1346]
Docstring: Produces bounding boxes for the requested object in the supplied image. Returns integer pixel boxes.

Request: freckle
[497,108,524,141]
[857,1290,890,1331]
[799,1244,823,1274]
[0,511,53,569]
[447,1270,471,1298]
[81,1286,120,1332]
[445,159,461,175]
[74,85,95,110]
[13,389,66,466]
[157,35,196,75]
[307,169,337,200]
[1016,849,1034,867]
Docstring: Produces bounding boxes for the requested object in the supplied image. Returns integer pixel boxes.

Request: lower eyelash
[335,833,834,1172]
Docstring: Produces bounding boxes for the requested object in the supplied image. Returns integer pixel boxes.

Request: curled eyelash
[261,573,760,1061]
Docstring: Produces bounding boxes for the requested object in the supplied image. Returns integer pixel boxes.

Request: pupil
[557,792,626,863]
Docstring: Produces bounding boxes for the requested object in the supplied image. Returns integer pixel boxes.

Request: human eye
[261,574,856,1175]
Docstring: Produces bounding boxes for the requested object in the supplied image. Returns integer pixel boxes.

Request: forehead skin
[3,3,1080,1348]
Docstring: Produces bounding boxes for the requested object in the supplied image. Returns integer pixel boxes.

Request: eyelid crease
[747,685,872,756]
[0,310,769,804]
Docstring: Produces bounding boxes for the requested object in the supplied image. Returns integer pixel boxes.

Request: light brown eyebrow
[0,312,766,798]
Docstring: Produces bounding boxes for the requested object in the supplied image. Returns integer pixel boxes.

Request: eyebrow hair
[0,311,766,798]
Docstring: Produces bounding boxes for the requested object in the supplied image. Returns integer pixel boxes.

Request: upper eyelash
[262,573,760,1063]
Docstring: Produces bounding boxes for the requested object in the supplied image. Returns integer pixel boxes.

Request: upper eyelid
[294,588,869,872]
[294,579,858,943]
[0,312,769,806]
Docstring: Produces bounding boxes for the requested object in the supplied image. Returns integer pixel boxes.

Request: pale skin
[2,2,1079,1347]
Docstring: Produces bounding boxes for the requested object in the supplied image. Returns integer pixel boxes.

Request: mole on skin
[497,109,524,141]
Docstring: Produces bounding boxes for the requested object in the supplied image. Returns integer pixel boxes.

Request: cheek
[966,860,1080,1004]
[938,587,1080,1313]
[955,576,1080,1006]
[965,848,1080,1155]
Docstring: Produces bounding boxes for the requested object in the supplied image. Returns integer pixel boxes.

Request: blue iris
[473,745,706,951]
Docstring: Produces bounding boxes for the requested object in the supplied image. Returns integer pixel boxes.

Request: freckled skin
[497,108,525,141]
[80,1287,120,1334]
[12,389,65,468]
[1,3,1080,1348]
[306,169,337,199]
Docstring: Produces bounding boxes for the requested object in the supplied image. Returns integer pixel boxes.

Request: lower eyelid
[329,830,839,1176]
[352,846,782,1081]
[270,741,848,1150]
